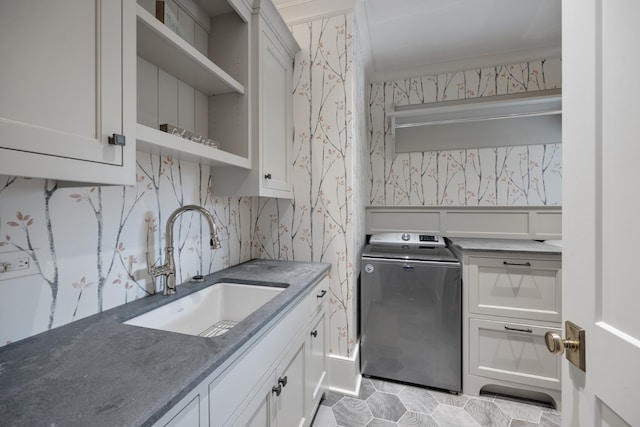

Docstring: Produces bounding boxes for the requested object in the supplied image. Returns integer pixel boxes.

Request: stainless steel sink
[124,283,285,337]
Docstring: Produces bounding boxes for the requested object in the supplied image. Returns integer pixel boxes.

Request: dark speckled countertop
[447,237,562,255]
[0,259,330,426]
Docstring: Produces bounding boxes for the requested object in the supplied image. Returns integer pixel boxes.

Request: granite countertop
[447,237,562,255]
[0,259,330,426]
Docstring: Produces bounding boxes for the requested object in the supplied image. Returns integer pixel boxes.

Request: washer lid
[368,232,446,247]
[362,244,459,263]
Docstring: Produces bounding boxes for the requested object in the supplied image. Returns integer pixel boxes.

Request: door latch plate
[565,320,586,371]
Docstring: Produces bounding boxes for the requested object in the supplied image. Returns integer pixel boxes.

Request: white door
[563,0,640,425]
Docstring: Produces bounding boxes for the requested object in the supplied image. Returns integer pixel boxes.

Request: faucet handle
[146,252,156,275]
[146,252,170,276]
[210,236,222,250]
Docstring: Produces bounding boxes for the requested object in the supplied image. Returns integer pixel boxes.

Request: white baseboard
[327,342,362,397]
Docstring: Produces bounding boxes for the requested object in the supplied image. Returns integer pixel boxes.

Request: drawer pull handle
[311,330,318,338]
[504,325,533,333]
[108,133,126,146]
[272,384,282,396]
[503,261,531,267]
[278,376,288,387]
[317,290,327,298]
[402,264,414,270]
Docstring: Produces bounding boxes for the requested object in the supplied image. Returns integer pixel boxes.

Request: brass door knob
[545,331,580,355]
[544,321,586,372]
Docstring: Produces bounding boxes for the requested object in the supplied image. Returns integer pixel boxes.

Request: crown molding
[274,0,358,25]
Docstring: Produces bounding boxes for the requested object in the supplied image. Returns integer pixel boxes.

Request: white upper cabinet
[212,0,299,198]
[134,0,297,196]
[0,0,136,185]
[257,14,294,196]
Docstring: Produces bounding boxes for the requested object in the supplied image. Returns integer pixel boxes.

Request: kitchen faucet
[147,205,222,295]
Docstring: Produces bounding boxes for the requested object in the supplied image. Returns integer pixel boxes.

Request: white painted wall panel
[178,80,195,132]
[137,57,159,129]
[158,69,178,127]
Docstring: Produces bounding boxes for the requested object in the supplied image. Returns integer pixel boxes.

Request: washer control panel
[369,232,446,247]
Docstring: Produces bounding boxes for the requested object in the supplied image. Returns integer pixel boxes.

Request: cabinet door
[276,336,306,427]
[232,372,277,427]
[0,0,135,185]
[230,337,305,427]
[306,311,327,417]
[259,27,292,197]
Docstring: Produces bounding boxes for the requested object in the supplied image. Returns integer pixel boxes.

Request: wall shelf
[136,124,251,169]
[387,89,562,152]
[136,0,251,170]
[136,5,244,96]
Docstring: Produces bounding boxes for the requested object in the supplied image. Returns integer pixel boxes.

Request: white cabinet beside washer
[460,252,562,409]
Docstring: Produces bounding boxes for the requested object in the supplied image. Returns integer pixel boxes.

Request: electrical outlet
[12,257,29,271]
[0,250,39,281]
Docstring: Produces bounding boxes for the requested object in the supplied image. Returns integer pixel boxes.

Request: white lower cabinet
[153,275,329,427]
[461,253,562,409]
[235,333,306,427]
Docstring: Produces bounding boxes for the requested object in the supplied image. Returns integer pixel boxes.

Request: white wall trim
[353,0,373,80]
[366,206,562,240]
[274,0,357,25]
[328,342,362,396]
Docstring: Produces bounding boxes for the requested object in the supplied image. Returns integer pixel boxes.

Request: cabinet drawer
[305,276,329,317]
[469,318,561,390]
[468,257,561,322]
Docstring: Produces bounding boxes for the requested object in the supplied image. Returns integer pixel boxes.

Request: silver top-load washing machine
[360,232,462,392]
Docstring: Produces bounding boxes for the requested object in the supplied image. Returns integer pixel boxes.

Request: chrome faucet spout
[147,205,221,295]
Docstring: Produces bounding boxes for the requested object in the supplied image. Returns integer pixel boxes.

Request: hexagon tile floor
[311,378,560,427]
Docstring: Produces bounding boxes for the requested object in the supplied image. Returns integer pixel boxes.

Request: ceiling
[274,0,562,82]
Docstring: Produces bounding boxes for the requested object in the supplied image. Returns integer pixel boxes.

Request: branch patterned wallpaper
[0,155,253,346]
[0,12,366,359]
[253,13,365,358]
[368,58,562,206]
[0,11,562,365]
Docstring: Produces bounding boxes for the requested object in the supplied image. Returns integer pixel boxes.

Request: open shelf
[388,90,561,127]
[388,90,562,152]
[136,124,251,169]
[136,5,244,96]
